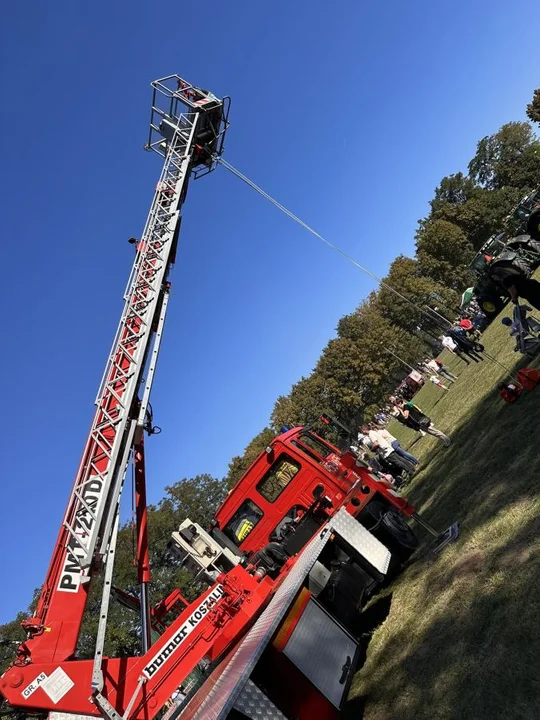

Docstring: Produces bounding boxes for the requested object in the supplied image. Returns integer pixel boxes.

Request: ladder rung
[72,489,98,520]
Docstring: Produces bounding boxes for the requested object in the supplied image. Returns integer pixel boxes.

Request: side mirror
[312,484,324,499]
[265,446,274,462]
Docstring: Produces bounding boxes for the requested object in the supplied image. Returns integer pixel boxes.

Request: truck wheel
[524,239,540,270]
[512,257,534,276]
[357,501,418,565]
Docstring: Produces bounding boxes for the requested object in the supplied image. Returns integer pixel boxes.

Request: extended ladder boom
[21,76,229,666]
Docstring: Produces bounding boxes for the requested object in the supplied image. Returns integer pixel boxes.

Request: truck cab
[164,424,421,717]
[212,425,418,566]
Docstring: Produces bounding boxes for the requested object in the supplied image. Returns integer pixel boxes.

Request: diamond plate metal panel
[233,679,286,719]
[330,507,391,574]
[183,508,390,719]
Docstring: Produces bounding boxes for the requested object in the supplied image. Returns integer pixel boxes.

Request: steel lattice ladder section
[61,112,200,581]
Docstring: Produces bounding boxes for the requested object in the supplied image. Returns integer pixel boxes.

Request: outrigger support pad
[430,522,460,555]
[410,512,460,555]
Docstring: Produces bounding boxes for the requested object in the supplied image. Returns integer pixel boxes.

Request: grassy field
[348,303,540,719]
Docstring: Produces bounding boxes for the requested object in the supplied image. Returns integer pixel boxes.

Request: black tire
[357,501,418,565]
[527,238,540,255]
[506,235,540,262]
[515,258,533,275]
[478,295,505,318]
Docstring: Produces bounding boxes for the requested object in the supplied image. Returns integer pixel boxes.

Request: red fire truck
[0,76,456,720]
[209,419,419,567]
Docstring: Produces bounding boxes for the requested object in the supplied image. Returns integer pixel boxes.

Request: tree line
[226,112,540,488]
[2,92,540,678]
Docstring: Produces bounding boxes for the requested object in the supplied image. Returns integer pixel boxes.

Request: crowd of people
[352,396,452,486]
[439,314,486,364]
[348,273,540,488]
[352,315,488,488]
[348,241,540,490]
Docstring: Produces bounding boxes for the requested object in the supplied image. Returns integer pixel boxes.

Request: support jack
[429,522,460,555]
[411,513,460,556]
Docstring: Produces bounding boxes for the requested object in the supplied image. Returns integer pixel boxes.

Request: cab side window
[257,456,301,503]
[270,505,306,542]
[223,499,263,544]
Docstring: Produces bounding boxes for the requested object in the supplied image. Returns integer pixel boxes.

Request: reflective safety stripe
[236,521,254,541]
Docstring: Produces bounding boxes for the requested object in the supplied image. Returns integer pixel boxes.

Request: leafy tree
[226,428,276,489]
[0,613,29,675]
[271,298,427,433]
[430,172,477,211]
[333,297,424,411]
[416,219,474,290]
[468,122,540,190]
[526,88,540,125]
[376,255,457,336]
[313,337,369,427]
[271,374,330,430]
[270,394,298,431]
[160,474,227,530]
[427,175,521,250]
[447,186,521,249]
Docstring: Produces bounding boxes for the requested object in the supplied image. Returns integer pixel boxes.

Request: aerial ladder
[0,75,460,720]
[0,75,393,720]
[0,75,231,719]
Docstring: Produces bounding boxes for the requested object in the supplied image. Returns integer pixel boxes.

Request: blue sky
[1,0,539,622]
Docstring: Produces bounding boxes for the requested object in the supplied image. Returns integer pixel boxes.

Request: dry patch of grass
[350,303,540,719]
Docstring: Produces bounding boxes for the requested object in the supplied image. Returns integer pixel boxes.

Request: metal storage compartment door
[282,598,359,709]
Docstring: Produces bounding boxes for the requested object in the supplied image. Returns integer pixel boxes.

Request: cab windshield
[292,431,335,463]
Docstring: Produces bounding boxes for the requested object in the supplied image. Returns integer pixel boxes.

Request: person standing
[392,400,451,446]
[458,316,481,341]
[429,374,449,391]
[374,425,419,466]
[448,328,484,362]
[388,398,425,437]
[360,425,417,475]
[423,358,456,383]
[434,359,457,383]
[440,334,477,364]
[440,334,468,363]
[374,411,388,425]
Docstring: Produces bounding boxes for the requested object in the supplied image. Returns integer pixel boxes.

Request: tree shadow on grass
[342,593,394,719]
[350,351,540,719]
[352,510,540,719]
[410,376,540,536]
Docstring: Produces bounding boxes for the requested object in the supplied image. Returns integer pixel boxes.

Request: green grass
[349,302,540,719]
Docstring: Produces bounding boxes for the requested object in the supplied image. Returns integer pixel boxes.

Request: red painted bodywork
[1,569,275,719]
[1,425,415,719]
[214,426,416,555]
[0,75,417,717]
